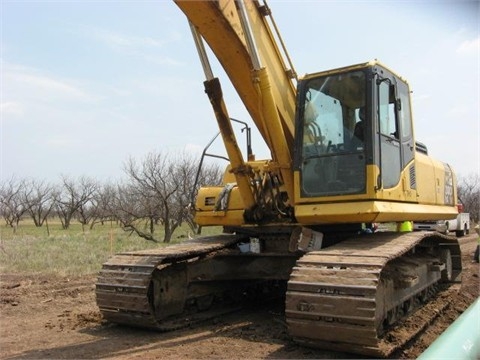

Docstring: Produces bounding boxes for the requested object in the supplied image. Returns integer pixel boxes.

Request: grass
[0,220,222,277]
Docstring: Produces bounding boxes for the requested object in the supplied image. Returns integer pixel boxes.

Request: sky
[1,0,479,184]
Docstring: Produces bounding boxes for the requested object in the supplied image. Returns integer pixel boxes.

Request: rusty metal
[96,233,298,331]
[96,234,248,330]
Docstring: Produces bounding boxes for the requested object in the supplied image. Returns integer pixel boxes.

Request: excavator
[96,1,462,357]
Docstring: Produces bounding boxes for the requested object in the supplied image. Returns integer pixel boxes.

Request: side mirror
[376,174,382,191]
[396,98,402,111]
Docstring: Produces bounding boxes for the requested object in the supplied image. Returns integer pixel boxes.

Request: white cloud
[142,53,184,66]
[89,27,165,49]
[184,143,204,154]
[0,102,24,116]
[44,136,73,148]
[12,72,89,100]
[412,93,431,103]
[79,26,183,66]
[447,105,469,118]
[456,37,480,54]
[4,62,93,102]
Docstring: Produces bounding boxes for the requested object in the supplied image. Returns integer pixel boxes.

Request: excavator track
[96,234,248,331]
[285,231,461,357]
[97,230,461,357]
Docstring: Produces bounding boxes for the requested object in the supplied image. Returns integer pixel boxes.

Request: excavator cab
[293,61,456,225]
[295,62,412,198]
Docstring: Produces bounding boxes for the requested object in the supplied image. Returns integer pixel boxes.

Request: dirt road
[1,234,478,359]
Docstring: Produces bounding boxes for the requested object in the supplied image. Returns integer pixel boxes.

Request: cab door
[377,77,402,189]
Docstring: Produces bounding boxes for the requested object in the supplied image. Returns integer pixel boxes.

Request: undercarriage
[96,230,461,357]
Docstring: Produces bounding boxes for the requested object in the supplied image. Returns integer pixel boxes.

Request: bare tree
[23,179,54,227]
[111,181,161,242]
[163,153,200,241]
[53,176,98,229]
[0,177,30,230]
[87,182,117,229]
[118,151,207,243]
[76,197,97,231]
[458,172,480,223]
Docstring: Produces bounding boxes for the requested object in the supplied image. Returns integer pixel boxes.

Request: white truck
[414,205,470,237]
[443,212,470,237]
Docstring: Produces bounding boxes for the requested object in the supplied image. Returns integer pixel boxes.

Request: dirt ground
[1,233,478,360]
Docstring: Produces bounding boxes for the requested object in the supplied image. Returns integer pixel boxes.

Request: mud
[1,233,478,359]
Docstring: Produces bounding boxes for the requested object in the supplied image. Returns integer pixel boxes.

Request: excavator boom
[175,0,296,154]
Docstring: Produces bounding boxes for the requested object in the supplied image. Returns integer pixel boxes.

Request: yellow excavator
[96,1,461,357]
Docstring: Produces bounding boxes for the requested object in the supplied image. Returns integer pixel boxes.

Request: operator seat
[353,106,365,142]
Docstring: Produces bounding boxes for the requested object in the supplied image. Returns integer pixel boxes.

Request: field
[0,221,221,276]
[0,222,479,359]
